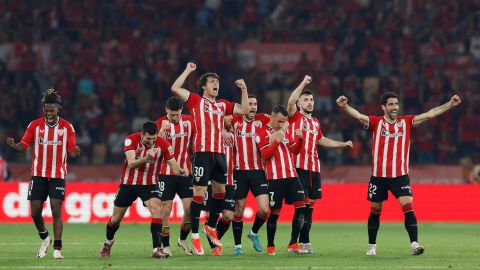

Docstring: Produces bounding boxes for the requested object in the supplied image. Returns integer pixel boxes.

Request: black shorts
[367,175,413,202]
[267,178,305,210]
[234,170,268,199]
[296,169,322,200]
[204,184,235,212]
[114,184,161,208]
[192,152,227,186]
[158,175,193,200]
[27,176,65,201]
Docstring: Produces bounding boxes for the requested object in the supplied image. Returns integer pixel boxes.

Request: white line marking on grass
[0,266,449,270]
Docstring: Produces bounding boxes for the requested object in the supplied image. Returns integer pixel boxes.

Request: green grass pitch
[0,223,479,269]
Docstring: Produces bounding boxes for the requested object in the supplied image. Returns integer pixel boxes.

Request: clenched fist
[185,62,197,72]
[336,95,349,108]
[235,79,247,91]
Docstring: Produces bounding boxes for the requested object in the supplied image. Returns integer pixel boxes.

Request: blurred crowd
[0,0,478,166]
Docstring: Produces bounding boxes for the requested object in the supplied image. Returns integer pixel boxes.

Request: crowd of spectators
[0,0,478,166]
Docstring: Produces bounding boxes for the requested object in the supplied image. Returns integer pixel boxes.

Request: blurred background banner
[1,182,479,223]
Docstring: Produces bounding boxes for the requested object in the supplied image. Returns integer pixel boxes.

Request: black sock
[251,212,267,234]
[404,211,418,243]
[53,240,62,250]
[299,205,313,243]
[290,207,305,245]
[207,234,216,249]
[216,218,231,240]
[368,212,381,244]
[106,219,120,241]
[232,216,243,246]
[180,223,191,241]
[207,193,225,228]
[190,197,204,234]
[151,218,162,249]
[39,230,49,240]
[267,213,279,247]
[162,226,170,247]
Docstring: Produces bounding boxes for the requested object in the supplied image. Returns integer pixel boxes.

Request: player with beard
[287,75,353,253]
[337,92,461,256]
[6,88,81,259]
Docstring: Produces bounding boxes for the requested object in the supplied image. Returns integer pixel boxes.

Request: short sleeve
[255,128,270,150]
[367,116,381,131]
[288,111,302,124]
[185,92,201,111]
[255,113,271,125]
[124,135,137,152]
[20,121,35,150]
[231,115,242,127]
[218,99,236,115]
[66,123,77,153]
[404,115,415,129]
[158,137,174,160]
[316,120,324,138]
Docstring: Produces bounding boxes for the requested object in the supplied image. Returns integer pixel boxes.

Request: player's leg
[366,176,388,256]
[144,196,169,259]
[266,180,286,255]
[48,178,66,259]
[177,197,193,255]
[190,152,213,255]
[100,184,134,257]
[231,170,248,253]
[216,185,235,241]
[28,177,51,258]
[393,175,424,255]
[286,178,306,254]
[299,170,321,254]
[158,175,176,254]
[249,171,269,238]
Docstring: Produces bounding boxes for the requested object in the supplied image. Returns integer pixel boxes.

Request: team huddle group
[6,62,461,260]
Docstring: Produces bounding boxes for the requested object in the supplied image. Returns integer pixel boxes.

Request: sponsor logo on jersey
[381,128,404,138]
[38,138,62,145]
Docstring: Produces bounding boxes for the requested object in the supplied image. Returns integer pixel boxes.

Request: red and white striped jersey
[186,92,235,154]
[224,131,235,185]
[367,115,415,178]
[256,125,299,180]
[232,114,270,170]
[120,133,174,185]
[20,117,77,179]
[289,111,323,172]
[156,115,193,175]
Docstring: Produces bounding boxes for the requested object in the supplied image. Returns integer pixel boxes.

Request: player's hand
[160,120,170,132]
[6,137,15,147]
[295,129,303,139]
[179,168,188,176]
[344,140,353,148]
[185,62,197,72]
[280,122,290,133]
[450,95,461,106]
[234,79,247,91]
[336,95,348,108]
[302,75,312,85]
[222,130,234,147]
[70,146,81,157]
[145,149,155,163]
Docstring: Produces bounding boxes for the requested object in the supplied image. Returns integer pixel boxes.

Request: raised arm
[233,79,249,115]
[318,136,353,148]
[158,120,171,139]
[413,95,461,127]
[336,95,369,127]
[287,75,312,117]
[171,62,196,102]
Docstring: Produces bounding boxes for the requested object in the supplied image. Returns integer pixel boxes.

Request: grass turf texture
[0,223,478,269]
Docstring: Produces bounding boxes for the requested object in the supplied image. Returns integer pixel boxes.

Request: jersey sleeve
[255,128,270,150]
[218,99,236,116]
[158,137,174,160]
[404,115,415,129]
[288,111,302,124]
[123,134,137,153]
[185,92,201,111]
[367,116,381,131]
[255,113,271,125]
[20,121,36,150]
[316,120,324,138]
[66,123,77,154]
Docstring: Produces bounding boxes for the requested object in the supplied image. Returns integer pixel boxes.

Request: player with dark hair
[156,97,194,256]
[171,62,249,255]
[337,92,461,255]
[230,93,271,255]
[287,75,353,253]
[100,121,186,259]
[6,88,80,259]
[255,105,305,255]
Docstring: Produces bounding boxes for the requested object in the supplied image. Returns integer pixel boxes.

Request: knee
[31,210,42,220]
[162,203,173,215]
[258,206,269,217]
[235,205,245,216]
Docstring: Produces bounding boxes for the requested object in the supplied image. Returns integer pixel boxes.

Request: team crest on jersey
[396,122,403,128]
[254,121,262,127]
[270,201,275,207]
[39,129,44,133]
[183,122,189,127]
[57,130,64,136]
[125,139,132,146]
